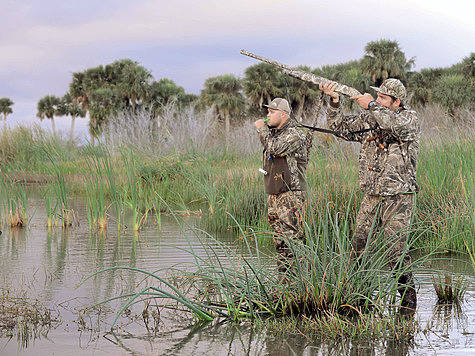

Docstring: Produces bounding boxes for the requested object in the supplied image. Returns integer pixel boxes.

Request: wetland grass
[85,195,432,341]
[54,170,77,227]
[0,173,27,228]
[1,115,472,253]
[416,137,474,253]
[84,172,108,230]
[84,144,123,231]
[44,187,58,228]
[432,274,467,303]
[121,149,150,232]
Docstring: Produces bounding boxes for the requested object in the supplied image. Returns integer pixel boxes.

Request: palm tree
[243,63,284,109]
[148,78,190,115]
[284,65,320,121]
[57,93,87,143]
[200,74,245,150]
[69,61,155,144]
[0,97,14,131]
[37,95,61,137]
[70,66,118,144]
[88,86,124,140]
[360,39,415,86]
[69,71,90,111]
[110,59,152,113]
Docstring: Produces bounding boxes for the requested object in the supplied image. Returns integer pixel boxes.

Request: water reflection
[103,321,419,356]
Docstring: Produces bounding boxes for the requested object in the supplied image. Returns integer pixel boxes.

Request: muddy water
[0,197,474,355]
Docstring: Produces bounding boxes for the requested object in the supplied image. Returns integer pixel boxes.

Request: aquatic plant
[53,170,77,227]
[432,274,467,303]
[121,149,147,232]
[43,186,58,228]
[0,173,27,228]
[84,172,108,230]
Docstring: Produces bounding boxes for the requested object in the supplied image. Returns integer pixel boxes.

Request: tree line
[1,39,474,142]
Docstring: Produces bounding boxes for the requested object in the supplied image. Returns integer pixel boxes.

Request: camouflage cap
[370,78,406,101]
[264,98,291,115]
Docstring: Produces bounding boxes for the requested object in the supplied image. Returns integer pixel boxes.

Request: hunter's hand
[319,81,339,102]
[254,119,265,130]
[350,93,374,109]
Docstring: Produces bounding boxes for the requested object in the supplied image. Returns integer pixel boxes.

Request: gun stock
[240,49,361,97]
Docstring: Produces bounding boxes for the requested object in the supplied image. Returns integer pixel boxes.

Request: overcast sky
[1,0,474,139]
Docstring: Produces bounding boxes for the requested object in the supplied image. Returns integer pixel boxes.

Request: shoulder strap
[298,123,377,137]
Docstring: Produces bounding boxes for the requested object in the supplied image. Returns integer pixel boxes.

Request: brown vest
[263,154,306,195]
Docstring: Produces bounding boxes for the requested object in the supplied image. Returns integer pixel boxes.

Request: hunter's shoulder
[285,121,306,136]
[397,106,418,118]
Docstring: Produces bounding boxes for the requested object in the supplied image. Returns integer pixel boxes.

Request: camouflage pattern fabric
[370,78,407,101]
[355,193,417,304]
[326,98,419,305]
[267,190,306,273]
[354,194,414,265]
[327,100,420,196]
[258,119,309,193]
[285,69,362,97]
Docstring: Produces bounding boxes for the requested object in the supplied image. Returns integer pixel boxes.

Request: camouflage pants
[355,193,417,303]
[267,190,305,273]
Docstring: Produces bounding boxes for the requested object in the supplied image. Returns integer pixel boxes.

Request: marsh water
[0,195,474,356]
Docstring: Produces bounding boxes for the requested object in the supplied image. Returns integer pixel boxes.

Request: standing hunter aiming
[320,78,420,312]
[243,51,419,311]
[254,98,309,276]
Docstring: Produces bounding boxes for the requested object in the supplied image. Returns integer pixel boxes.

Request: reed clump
[6,200,25,227]
[0,173,27,228]
[432,274,467,303]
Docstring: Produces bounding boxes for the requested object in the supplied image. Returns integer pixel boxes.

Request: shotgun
[240,49,362,97]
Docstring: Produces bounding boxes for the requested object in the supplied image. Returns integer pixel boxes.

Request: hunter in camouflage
[320,78,420,311]
[254,98,309,274]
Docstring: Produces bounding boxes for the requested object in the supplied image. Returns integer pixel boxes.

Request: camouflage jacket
[327,100,420,196]
[258,120,309,195]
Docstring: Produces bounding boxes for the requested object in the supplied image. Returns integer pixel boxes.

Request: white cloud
[2,0,473,72]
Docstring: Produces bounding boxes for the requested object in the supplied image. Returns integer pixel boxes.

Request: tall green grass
[416,139,474,252]
[43,185,58,228]
[84,145,122,230]
[121,149,150,232]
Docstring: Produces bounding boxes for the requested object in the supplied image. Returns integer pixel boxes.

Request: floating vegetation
[0,287,61,348]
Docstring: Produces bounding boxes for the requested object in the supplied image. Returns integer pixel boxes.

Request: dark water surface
[0,197,474,355]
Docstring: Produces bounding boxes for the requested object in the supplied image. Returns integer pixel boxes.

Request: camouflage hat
[264,98,291,115]
[370,78,406,101]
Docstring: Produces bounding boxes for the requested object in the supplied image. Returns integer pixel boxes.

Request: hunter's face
[267,108,287,128]
[376,93,400,111]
